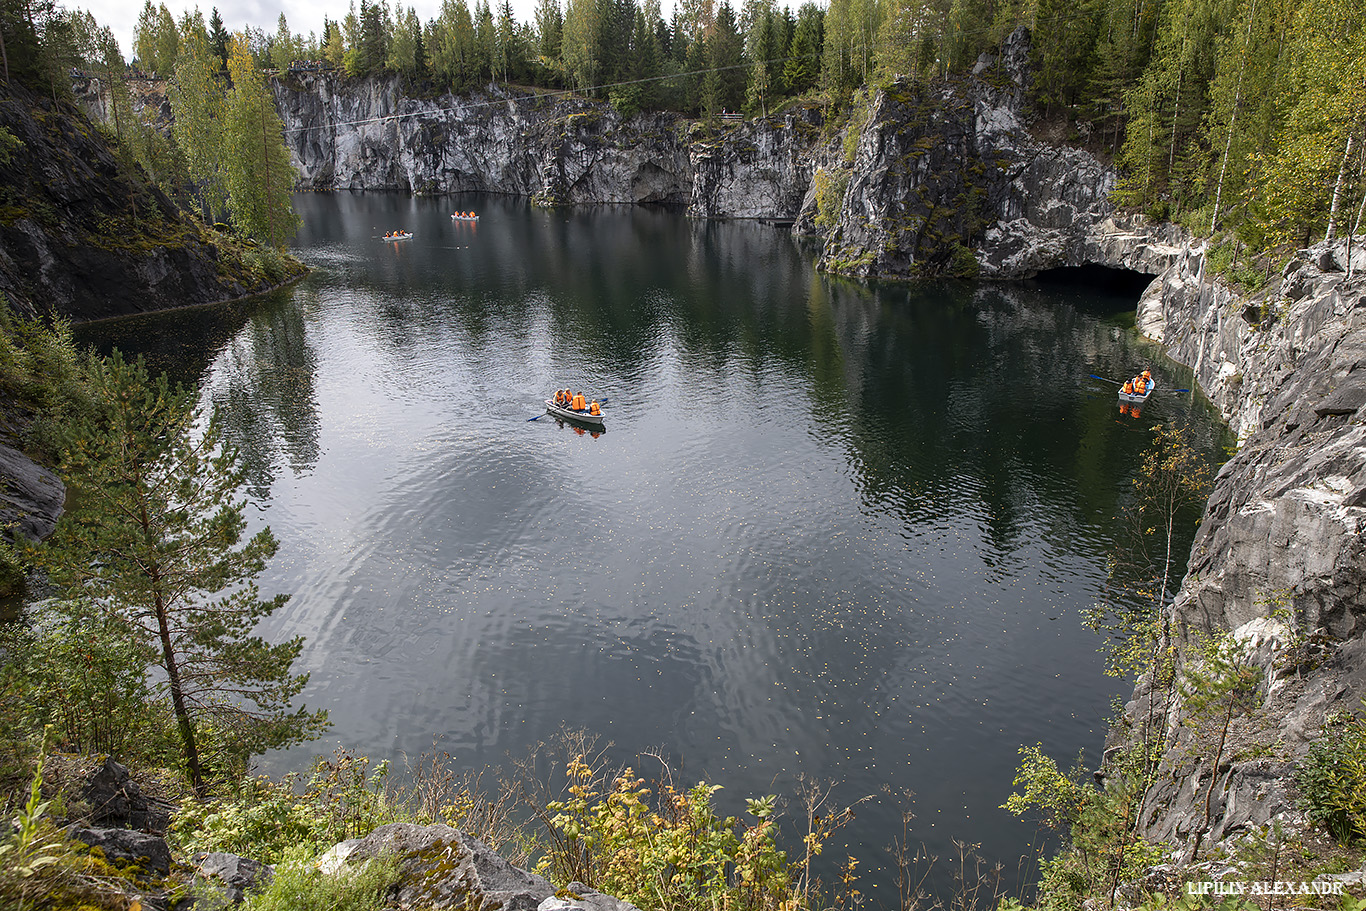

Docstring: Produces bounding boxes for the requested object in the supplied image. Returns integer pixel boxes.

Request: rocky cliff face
[267,31,1123,276]
[1110,236,1366,861]
[271,74,822,218]
[0,80,298,324]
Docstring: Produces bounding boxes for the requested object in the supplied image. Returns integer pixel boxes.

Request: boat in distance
[383,231,413,240]
[451,214,480,221]
[545,399,604,426]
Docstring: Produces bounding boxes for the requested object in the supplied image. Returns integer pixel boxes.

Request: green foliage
[946,242,980,277]
[1002,744,1090,831]
[242,847,401,911]
[0,305,97,463]
[42,350,327,792]
[842,90,872,165]
[1004,742,1168,910]
[224,37,300,248]
[0,127,21,167]
[813,167,849,229]
[1295,704,1366,842]
[0,598,161,760]
[172,751,403,864]
[537,756,794,911]
[0,728,138,911]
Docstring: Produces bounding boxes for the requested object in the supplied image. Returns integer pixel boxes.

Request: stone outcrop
[0,437,63,543]
[191,852,275,905]
[271,74,823,218]
[263,32,1127,283]
[318,823,556,911]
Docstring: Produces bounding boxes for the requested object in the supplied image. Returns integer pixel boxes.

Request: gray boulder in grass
[317,822,555,911]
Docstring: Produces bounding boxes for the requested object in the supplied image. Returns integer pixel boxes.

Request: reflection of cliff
[812,278,1225,572]
[208,295,321,497]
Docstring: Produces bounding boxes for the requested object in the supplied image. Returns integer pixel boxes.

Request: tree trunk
[1210,0,1258,234]
[139,496,204,791]
[1326,134,1354,241]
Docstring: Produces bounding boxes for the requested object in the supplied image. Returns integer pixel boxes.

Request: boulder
[190,852,274,905]
[69,826,172,875]
[317,823,554,911]
[79,756,172,833]
[540,882,644,911]
[0,439,63,543]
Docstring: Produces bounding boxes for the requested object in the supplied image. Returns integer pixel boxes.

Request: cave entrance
[1032,263,1157,302]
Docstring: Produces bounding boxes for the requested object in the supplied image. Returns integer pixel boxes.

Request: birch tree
[223,35,298,247]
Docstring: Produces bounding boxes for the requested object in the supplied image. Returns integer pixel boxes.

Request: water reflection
[74,193,1229,903]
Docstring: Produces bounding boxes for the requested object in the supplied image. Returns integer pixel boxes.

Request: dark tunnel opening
[1031,263,1158,301]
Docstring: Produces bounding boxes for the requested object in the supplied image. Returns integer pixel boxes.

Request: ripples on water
[77,193,1227,903]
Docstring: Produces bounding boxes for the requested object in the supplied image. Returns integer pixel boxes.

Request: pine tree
[208,7,229,69]
[45,352,327,791]
[784,4,822,94]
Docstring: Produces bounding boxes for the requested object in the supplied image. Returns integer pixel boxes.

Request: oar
[1089,374,1123,384]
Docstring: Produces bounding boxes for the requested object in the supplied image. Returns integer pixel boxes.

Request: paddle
[1089,374,1123,384]
[528,397,609,421]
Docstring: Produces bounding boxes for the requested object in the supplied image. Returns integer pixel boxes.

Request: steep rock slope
[0,81,297,323]
[1113,237,1366,857]
[272,74,822,218]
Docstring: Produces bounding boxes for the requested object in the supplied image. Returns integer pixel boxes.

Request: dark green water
[79,192,1226,901]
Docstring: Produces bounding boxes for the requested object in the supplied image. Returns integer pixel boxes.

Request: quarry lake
[78,192,1228,900]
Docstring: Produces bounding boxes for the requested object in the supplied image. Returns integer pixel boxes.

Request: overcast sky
[76,0,536,63]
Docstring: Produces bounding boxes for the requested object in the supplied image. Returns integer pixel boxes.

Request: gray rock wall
[1116,235,1366,857]
[271,75,823,218]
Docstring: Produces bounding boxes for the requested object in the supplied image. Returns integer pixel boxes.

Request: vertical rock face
[272,74,830,218]
[1118,236,1366,854]
[1141,239,1366,642]
[265,47,1131,273]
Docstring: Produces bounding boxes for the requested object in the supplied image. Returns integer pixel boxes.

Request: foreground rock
[318,823,555,910]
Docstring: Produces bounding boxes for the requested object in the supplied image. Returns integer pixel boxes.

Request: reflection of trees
[811,279,1226,571]
[208,294,321,498]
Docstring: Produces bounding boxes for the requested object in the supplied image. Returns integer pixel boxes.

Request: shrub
[538,758,793,911]
[0,598,160,761]
[813,168,849,230]
[1294,706,1366,842]
[172,751,406,864]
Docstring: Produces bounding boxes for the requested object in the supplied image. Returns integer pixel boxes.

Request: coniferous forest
[1,0,1363,262]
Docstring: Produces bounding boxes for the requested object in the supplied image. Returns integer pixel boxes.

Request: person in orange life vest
[589,400,601,416]
[572,393,587,411]
[557,389,568,406]
[1122,378,1134,395]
